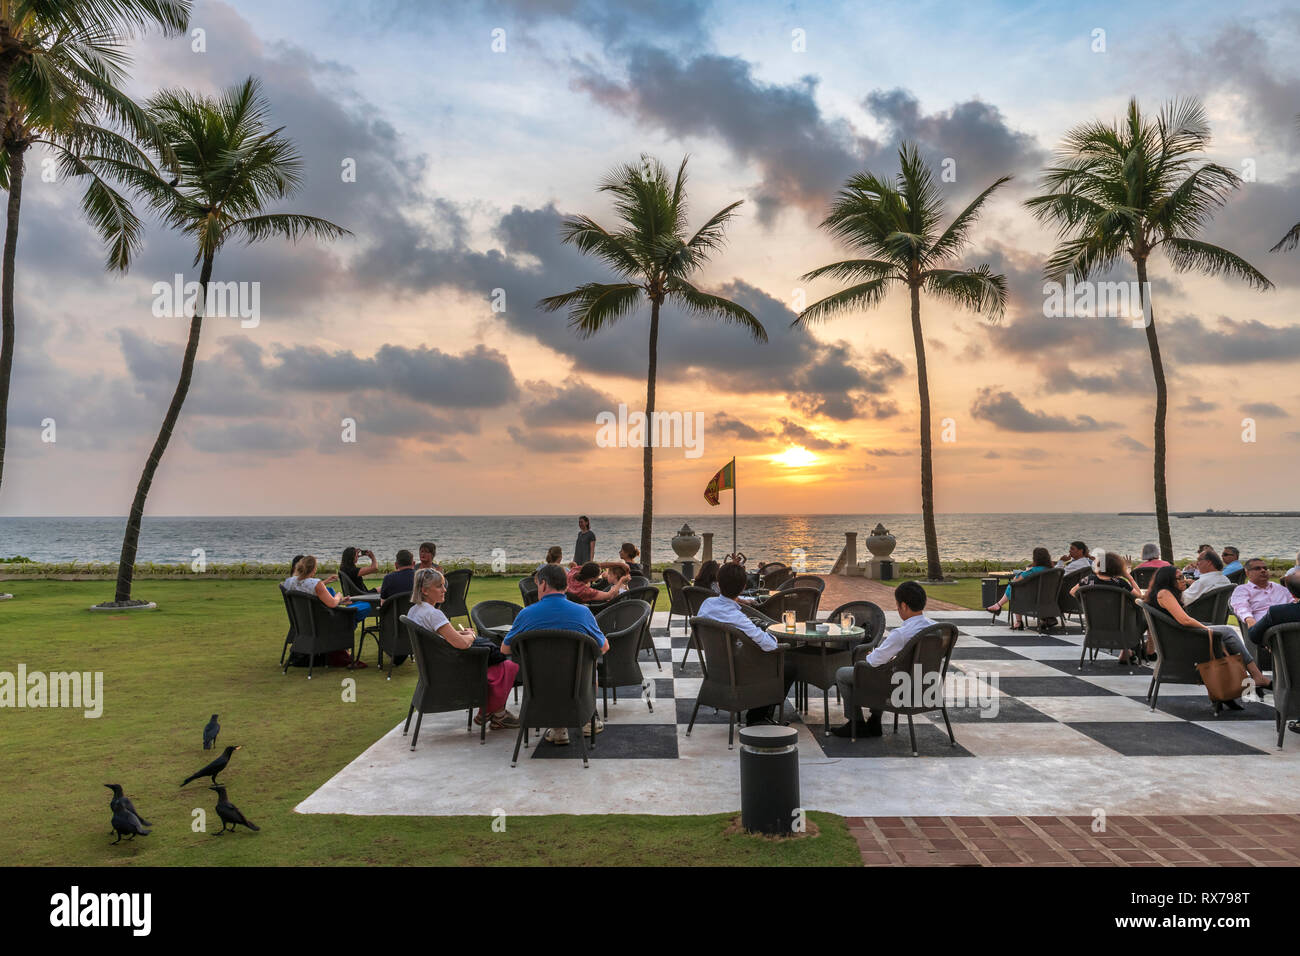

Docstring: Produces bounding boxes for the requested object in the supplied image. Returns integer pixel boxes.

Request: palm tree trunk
[0,139,22,498]
[640,300,659,570]
[1135,258,1173,562]
[112,252,214,603]
[910,282,942,581]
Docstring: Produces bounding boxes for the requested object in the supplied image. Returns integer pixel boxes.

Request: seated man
[1230,558,1291,633]
[1283,551,1300,586]
[832,581,936,738]
[1134,543,1170,569]
[697,562,796,725]
[1182,544,1214,579]
[1056,541,1092,573]
[502,563,608,745]
[1181,548,1229,603]
[566,562,619,604]
[1221,547,1244,579]
[379,548,416,602]
[1247,576,1300,648]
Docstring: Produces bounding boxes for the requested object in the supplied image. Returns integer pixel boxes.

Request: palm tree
[0,0,189,498]
[1026,98,1272,561]
[539,155,767,568]
[1272,114,1300,252]
[106,77,349,604]
[795,144,1009,582]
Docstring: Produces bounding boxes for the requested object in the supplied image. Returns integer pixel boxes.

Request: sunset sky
[3,0,1299,517]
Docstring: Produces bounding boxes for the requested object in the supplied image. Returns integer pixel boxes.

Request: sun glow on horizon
[771,445,818,468]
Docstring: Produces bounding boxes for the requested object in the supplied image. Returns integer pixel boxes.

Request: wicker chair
[1056,567,1089,627]
[594,599,654,718]
[1076,585,1145,668]
[1139,602,1225,711]
[611,585,662,668]
[283,591,357,679]
[779,574,826,593]
[1131,566,1159,589]
[685,617,788,749]
[400,615,491,748]
[823,600,886,651]
[365,594,412,679]
[661,568,691,633]
[678,585,715,670]
[840,623,960,753]
[761,565,795,589]
[789,600,887,730]
[508,628,603,767]
[1227,568,1247,586]
[438,568,473,623]
[518,576,539,607]
[1006,567,1064,631]
[1265,623,1300,748]
[1186,585,1235,625]
[752,586,821,623]
[627,575,650,590]
[277,584,297,665]
[470,600,524,704]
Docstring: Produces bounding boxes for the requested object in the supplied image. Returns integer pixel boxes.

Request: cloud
[189,422,309,455]
[1181,397,1220,413]
[1241,402,1287,419]
[518,377,620,427]
[506,425,592,454]
[775,417,848,450]
[1114,435,1149,452]
[970,387,1119,433]
[710,412,771,442]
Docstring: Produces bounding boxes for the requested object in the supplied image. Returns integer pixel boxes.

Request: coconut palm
[107,77,349,604]
[539,154,767,568]
[1272,114,1300,252]
[1026,98,1272,561]
[0,0,189,498]
[795,143,1009,582]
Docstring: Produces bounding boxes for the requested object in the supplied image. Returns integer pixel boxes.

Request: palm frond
[1161,237,1273,290]
[537,282,644,338]
[793,277,896,327]
[667,277,767,343]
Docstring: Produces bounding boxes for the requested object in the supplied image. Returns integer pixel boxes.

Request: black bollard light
[739,724,800,835]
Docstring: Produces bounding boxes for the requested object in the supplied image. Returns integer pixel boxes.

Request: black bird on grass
[109,798,150,845]
[181,745,241,787]
[209,785,259,834]
[203,714,220,750]
[104,783,151,827]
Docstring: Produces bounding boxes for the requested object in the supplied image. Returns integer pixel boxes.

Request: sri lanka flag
[704,459,735,506]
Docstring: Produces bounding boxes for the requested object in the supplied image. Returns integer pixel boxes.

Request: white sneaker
[544,728,570,745]
[582,717,605,736]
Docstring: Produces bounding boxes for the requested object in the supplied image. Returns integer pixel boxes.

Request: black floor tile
[1134,694,1275,722]
[950,646,1029,660]
[995,676,1119,697]
[809,721,973,758]
[1067,720,1268,756]
[529,723,679,759]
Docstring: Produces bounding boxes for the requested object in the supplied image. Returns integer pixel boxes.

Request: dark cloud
[189,422,309,455]
[775,418,848,450]
[518,378,620,427]
[1241,402,1287,419]
[1165,316,1300,365]
[1181,397,1220,413]
[970,387,1119,433]
[506,425,592,454]
[1114,435,1149,453]
[710,412,771,442]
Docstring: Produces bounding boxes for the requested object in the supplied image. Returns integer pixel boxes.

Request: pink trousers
[484,659,520,714]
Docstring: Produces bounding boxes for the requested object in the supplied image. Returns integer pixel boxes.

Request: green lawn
[0,579,857,866]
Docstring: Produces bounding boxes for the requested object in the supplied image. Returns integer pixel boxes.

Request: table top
[482,624,513,637]
[766,621,864,643]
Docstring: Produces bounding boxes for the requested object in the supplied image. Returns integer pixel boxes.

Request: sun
[772,445,818,467]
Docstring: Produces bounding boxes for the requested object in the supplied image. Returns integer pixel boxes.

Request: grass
[0,580,858,867]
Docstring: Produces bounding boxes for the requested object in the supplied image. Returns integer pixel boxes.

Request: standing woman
[574,516,596,564]
[1146,565,1271,709]
[408,568,520,729]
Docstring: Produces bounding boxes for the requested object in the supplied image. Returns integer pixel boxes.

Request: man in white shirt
[1230,558,1292,631]
[1182,549,1230,604]
[1056,541,1092,574]
[1282,551,1300,586]
[832,581,936,738]
[697,563,794,724]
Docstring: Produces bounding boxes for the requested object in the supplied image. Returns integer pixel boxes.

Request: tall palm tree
[107,77,349,604]
[0,0,189,498]
[1272,114,1300,252]
[539,155,767,568]
[1026,98,1272,561]
[796,144,1009,582]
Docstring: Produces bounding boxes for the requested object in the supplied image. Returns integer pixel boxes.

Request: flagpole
[731,457,737,557]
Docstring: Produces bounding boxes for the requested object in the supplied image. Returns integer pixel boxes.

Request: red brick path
[846,815,1300,866]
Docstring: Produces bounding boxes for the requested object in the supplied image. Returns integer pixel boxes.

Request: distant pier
[1117,511,1300,519]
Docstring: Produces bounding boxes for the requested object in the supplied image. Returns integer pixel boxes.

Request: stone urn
[671,522,701,561]
[864,522,896,559]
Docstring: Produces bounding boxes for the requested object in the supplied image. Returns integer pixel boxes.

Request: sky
[3,0,1300,517]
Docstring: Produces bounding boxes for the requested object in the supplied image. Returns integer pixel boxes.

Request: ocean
[4,514,1300,569]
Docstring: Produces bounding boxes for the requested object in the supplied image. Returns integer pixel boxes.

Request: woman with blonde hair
[408,568,520,729]
[283,555,365,668]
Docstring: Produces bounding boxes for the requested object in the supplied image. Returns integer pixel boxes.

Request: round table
[482,624,513,639]
[766,622,867,735]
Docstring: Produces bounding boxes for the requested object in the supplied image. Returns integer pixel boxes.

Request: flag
[704,459,735,506]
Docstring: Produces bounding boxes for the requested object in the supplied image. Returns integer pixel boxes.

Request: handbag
[471,635,507,666]
[1195,630,1249,702]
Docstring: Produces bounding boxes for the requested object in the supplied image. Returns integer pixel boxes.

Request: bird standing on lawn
[209,785,259,834]
[104,783,152,827]
[203,714,220,750]
[180,745,241,787]
[109,795,150,845]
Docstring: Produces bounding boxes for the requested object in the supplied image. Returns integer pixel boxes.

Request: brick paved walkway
[847,815,1300,866]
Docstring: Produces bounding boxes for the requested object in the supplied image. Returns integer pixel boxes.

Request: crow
[180,745,241,787]
[203,714,220,750]
[104,783,151,827]
[110,804,150,844]
[209,785,259,834]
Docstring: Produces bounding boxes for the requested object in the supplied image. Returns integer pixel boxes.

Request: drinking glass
[782,610,796,632]
[840,612,854,632]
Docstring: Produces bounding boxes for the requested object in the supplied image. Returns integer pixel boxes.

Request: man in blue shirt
[379,549,416,602]
[832,581,936,738]
[1221,546,1244,579]
[503,563,607,745]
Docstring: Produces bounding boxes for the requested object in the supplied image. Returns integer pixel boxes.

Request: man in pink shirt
[1229,558,1291,630]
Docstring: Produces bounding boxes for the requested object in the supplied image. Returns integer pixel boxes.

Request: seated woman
[1071,551,1144,663]
[535,545,563,576]
[284,555,364,667]
[602,564,631,595]
[618,542,644,578]
[986,547,1052,628]
[566,562,619,603]
[1146,565,1271,709]
[408,568,519,729]
[336,547,378,624]
[693,559,721,594]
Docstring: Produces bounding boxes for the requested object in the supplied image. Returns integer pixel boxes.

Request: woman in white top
[407,568,520,729]
[285,555,351,608]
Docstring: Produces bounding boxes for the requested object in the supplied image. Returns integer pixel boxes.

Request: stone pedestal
[862,559,895,581]
[701,532,714,565]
